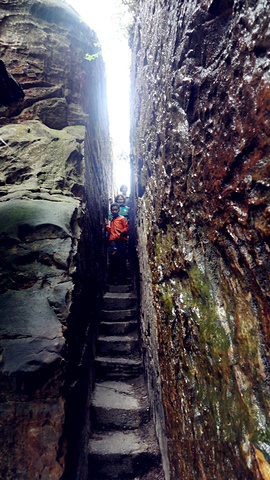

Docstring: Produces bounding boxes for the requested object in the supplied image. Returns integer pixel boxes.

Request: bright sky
[66,0,131,191]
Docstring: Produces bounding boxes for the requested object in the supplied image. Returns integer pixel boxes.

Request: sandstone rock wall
[130,1,270,479]
[0,2,112,479]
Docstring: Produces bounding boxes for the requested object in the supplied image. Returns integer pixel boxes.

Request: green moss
[156,263,270,451]
[152,227,183,283]
[154,227,177,262]
[159,283,174,323]
[186,266,267,442]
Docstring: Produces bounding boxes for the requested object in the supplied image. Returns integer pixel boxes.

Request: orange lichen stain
[254,448,270,480]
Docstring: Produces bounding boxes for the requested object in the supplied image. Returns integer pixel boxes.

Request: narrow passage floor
[88,270,165,480]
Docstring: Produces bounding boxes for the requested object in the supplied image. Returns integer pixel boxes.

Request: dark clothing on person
[108,240,127,284]
[106,214,129,284]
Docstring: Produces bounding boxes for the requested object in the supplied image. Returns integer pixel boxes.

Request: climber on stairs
[109,194,129,221]
[105,202,129,285]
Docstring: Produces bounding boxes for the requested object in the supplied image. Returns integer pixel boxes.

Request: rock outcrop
[130,1,270,479]
[0,59,24,105]
[0,1,112,479]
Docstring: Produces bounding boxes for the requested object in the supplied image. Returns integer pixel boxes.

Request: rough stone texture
[130,1,270,479]
[91,380,150,430]
[89,280,164,480]
[88,426,161,479]
[0,0,95,128]
[0,1,112,479]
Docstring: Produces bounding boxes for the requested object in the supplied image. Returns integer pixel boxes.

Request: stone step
[95,356,143,380]
[107,276,132,286]
[91,380,150,430]
[102,308,137,322]
[88,426,161,479]
[103,292,137,311]
[100,320,138,336]
[97,333,139,356]
[106,284,133,293]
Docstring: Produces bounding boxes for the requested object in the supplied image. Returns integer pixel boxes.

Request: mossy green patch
[188,263,231,362]
[152,226,185,282]
[155,263,270,451]
[158,283,174,324]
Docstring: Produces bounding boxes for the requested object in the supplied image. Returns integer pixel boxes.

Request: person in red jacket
[105,203,129,284]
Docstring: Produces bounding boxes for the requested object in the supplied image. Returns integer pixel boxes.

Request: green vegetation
[156,263,270,451]
[85,42,102,62]
[188,264,231,360]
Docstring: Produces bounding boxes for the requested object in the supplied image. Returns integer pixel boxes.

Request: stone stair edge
[91,380,149,408]
[106,284,134,293]
[99,321,138,335]
[88,424,160,456]
[103,292,137,299]
[102,308,137,315]
[95,355,142,364]
[97,332,138,341]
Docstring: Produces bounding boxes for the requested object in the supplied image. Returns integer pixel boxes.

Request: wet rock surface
[0,1,111,479]
[131,1,270,479]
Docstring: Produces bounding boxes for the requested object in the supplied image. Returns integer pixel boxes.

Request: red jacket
[106,215,129,241]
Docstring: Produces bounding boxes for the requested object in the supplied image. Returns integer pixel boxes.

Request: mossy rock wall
[131,1,270,479]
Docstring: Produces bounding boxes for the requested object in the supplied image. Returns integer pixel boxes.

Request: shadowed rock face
[0,0,95,128]
[0,1,111,479]
[130,1,270,479]
[0,59,24,105]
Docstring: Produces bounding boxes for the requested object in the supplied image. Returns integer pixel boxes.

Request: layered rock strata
[0,1,112,479]
[130,1,270,479]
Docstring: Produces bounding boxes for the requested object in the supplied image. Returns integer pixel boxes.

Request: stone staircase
[88,280,164,480]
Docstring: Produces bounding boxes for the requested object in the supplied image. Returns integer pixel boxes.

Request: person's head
[115,194,125,206]
[120,184,128,196]
[110,202,119,218]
